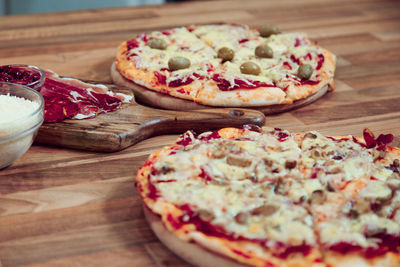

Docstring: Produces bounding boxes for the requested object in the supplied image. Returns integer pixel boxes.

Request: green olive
[168,56,191,71]
[259,24,279,38]
[255,44,273,58]
[297,64,313,80]
[217,47,234,62]
[147,38,167,50]
[240,61,261,75]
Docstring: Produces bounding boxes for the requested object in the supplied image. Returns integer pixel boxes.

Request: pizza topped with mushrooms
[114,23,336,108]
[136,126,400,267]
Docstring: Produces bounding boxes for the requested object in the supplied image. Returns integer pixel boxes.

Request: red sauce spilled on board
[212,74,276,91]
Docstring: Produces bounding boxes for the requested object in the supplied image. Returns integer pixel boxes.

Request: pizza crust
[111,62,331,114]
[144,206,246,267]
[322,251,400,267]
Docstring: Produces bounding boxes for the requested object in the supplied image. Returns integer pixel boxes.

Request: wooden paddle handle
[138,108,266,136]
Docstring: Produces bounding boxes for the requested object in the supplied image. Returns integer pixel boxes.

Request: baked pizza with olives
[136,126,400,267]
[113,23,336,111]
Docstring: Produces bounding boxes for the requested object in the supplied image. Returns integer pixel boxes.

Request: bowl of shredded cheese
[0,82,44,169]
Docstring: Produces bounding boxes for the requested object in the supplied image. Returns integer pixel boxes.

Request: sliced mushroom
[160,166,175,174]
[304,132,317,139]
[310,149,323,160]
[197,209,215,221]
[347,209,359,219]
[285,160,297,169]
[226,155,252,167]
[353,197,371,213]
[393,159,400,167]
[360,181,393,203]
[372,149,386,161]
[326,181,336,192]
[387,176,400,190]
[364,224,387,237]
[310,190,326,205]
[234,212,249,224]
[211,149,226,159]
[251,204,278,216]
[327,165,342,174]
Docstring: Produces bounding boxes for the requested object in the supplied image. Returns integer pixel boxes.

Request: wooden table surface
[1,0,400,266]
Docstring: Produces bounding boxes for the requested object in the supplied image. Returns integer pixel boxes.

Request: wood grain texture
[36,83,265,152]
[0,0,400,266]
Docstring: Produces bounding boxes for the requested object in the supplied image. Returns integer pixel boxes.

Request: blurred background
[0,0,172,15]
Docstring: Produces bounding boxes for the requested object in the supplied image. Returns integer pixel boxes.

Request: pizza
[136,125,400,267]
[114,23,336,108]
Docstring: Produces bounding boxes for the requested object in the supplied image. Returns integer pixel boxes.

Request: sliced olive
[251,204,278,216]
[217,47,234,62]
[168,57,191,71]
[259,24,279,38]
[297,64,313,80]
[255,44,273,58]
[240,61,261,75]
[147,38,167,50]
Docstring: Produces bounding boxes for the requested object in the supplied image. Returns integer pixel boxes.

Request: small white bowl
[0,82,44,169]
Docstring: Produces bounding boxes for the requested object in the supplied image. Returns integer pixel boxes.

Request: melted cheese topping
[140,127,400,257]
[123,24,332,94]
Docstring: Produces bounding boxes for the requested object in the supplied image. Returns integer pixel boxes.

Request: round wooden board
[143,206,246,267]
[111,62,331,115]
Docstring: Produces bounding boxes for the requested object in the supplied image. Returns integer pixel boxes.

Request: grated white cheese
[0,94,42,169]
[0,94,40,137]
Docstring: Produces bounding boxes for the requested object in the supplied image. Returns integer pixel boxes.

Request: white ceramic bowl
[0,82,44,169]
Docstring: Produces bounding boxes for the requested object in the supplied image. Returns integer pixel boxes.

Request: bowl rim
[0,82,44,139]
[0,64,46,88]
[0,115,43,144]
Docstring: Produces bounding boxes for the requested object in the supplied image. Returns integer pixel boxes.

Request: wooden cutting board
[36,83,265,152]
[111,62,331,114]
